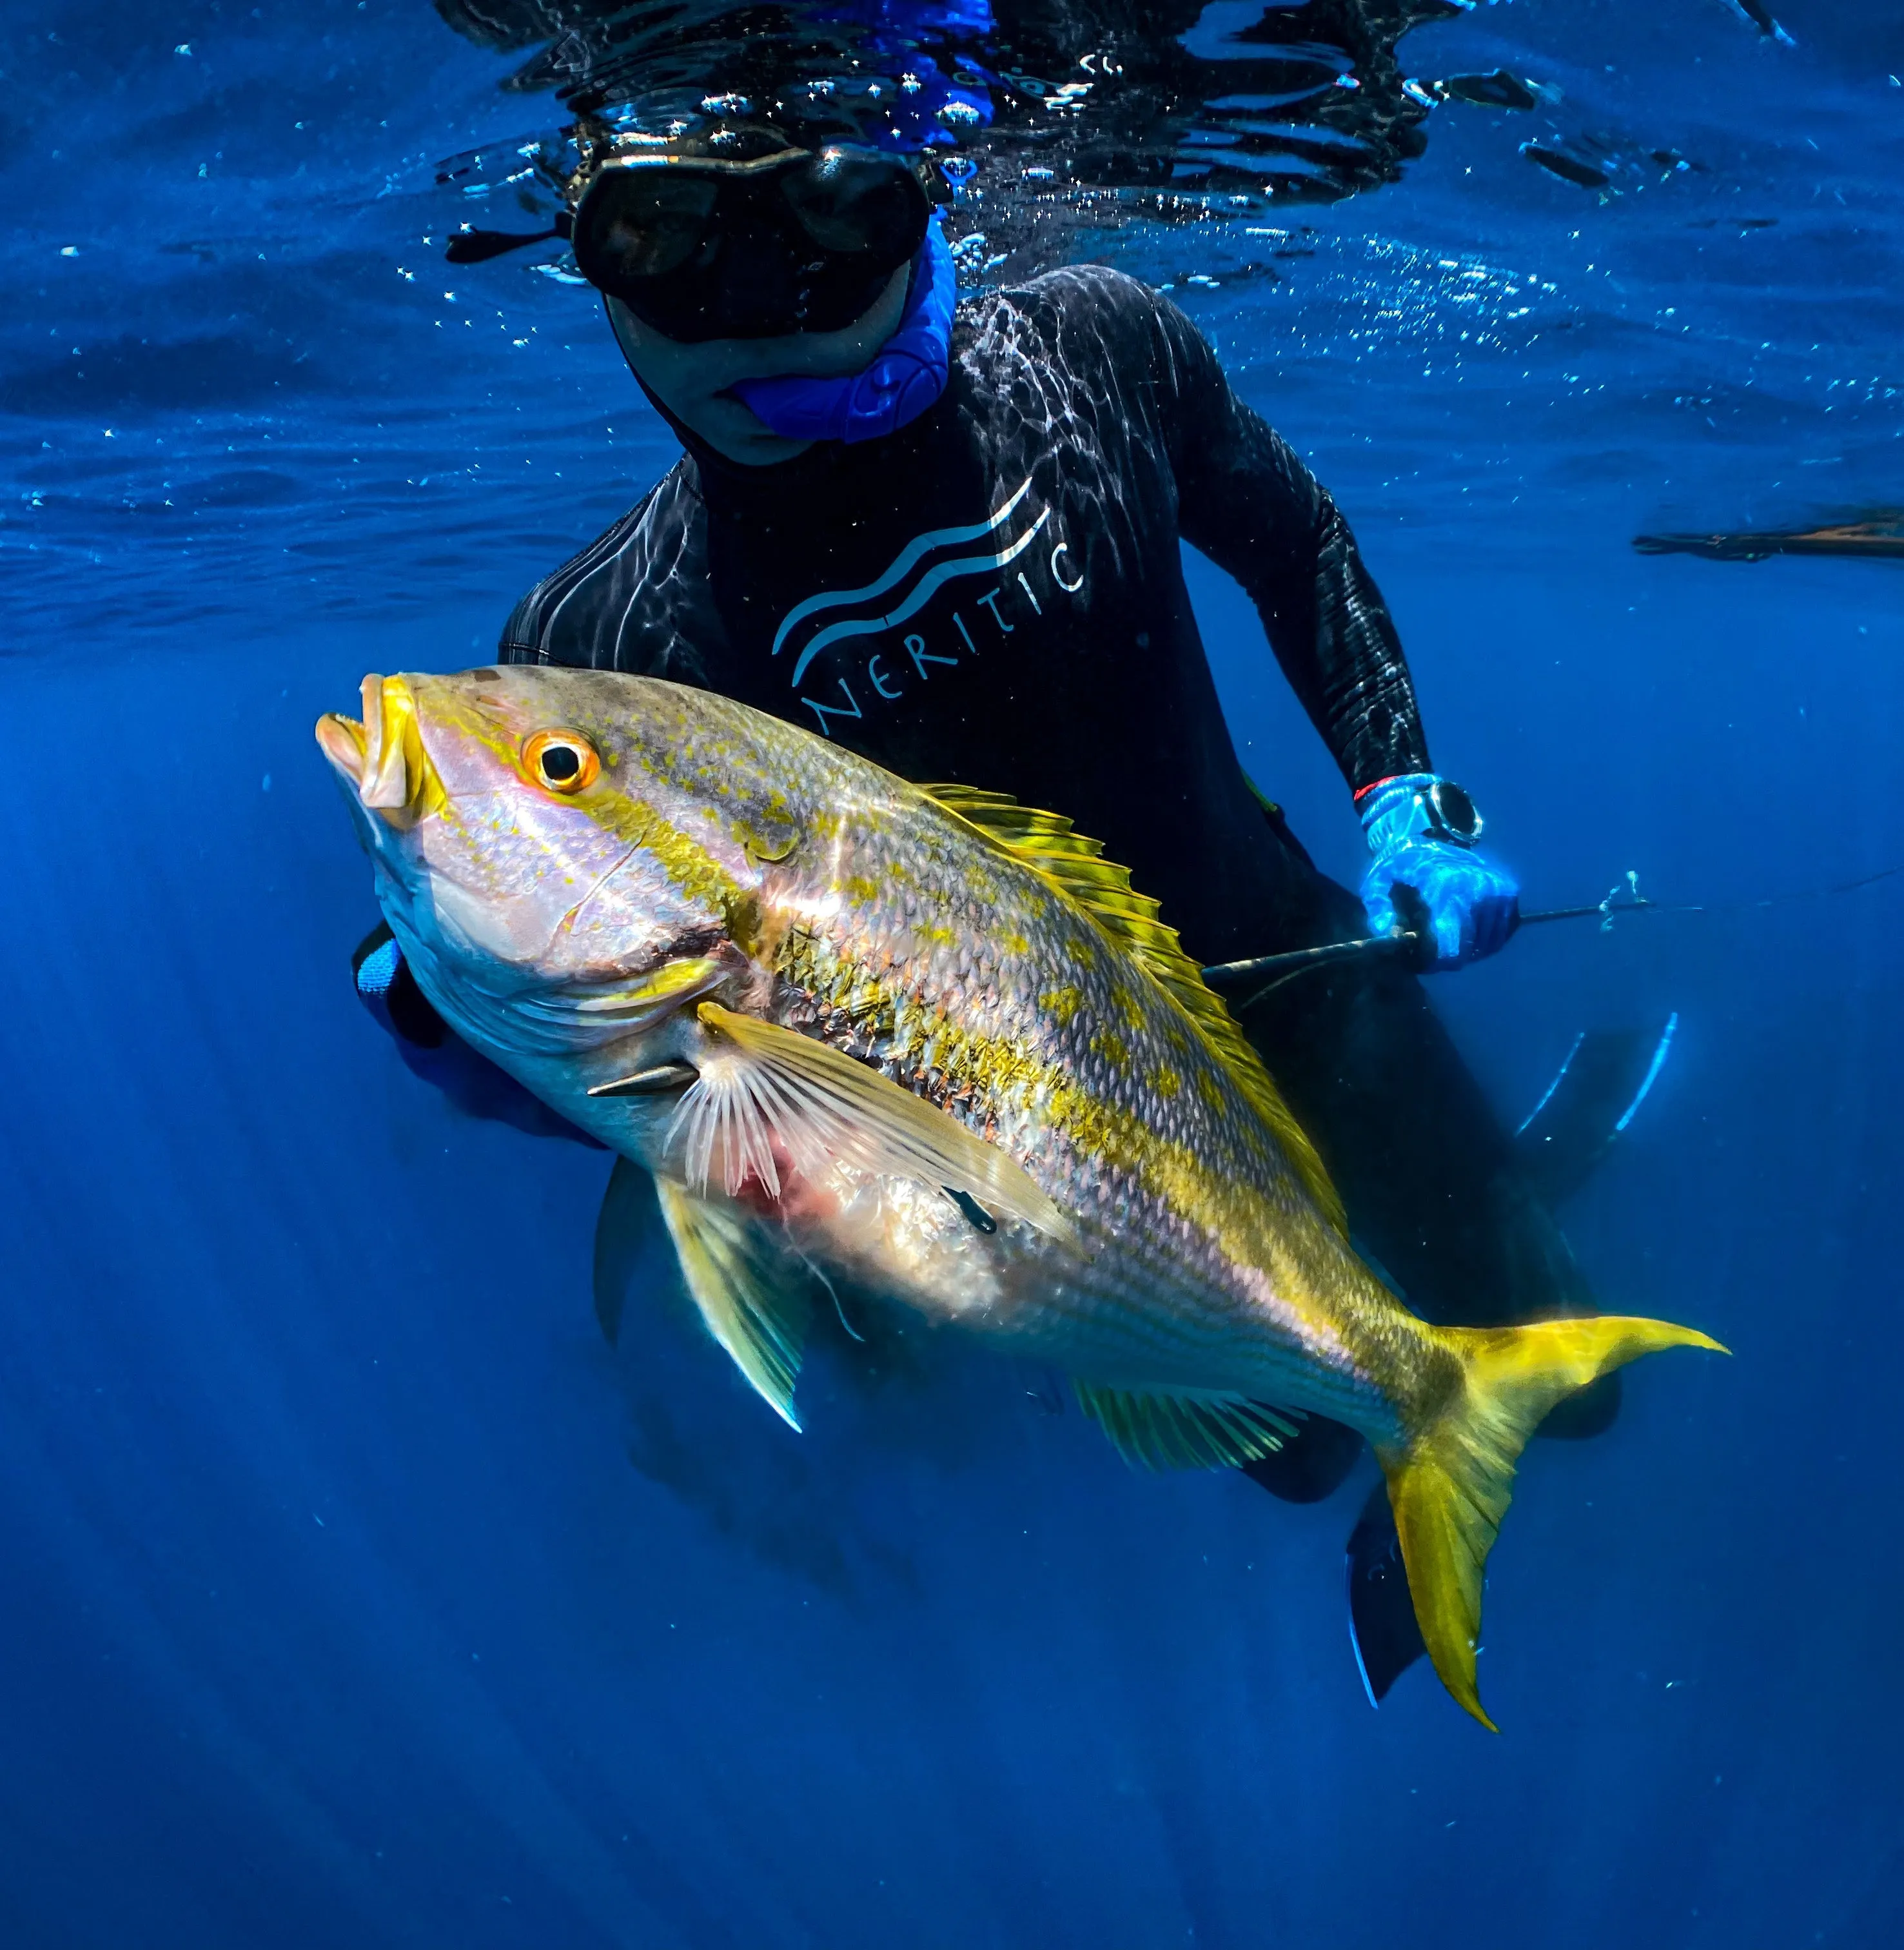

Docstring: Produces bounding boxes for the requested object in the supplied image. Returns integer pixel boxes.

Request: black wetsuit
[505,264,1418,966]
[500,264,1593,1397]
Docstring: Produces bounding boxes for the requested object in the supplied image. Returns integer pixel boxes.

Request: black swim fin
[1346,1480,1426,1706]
[1513,1015,1678,1208]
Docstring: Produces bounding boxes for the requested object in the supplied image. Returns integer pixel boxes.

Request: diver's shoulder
[498,464,702,668]
[954,262,1172,367]
[978,262,1167,325]
[1034,261,1166,307]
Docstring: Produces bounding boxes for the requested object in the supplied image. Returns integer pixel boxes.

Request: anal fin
[654,1178,814,1430]
[1075,1383,1299,1472]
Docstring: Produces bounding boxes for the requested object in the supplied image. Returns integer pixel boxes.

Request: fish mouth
[315,674,448,828]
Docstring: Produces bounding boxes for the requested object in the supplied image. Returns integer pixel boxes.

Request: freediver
[352,110,1616,1700]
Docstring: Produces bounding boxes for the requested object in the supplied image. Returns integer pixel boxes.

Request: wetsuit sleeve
[1146,294,1431,791]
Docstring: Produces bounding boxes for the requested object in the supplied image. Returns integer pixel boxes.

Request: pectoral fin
[672,1002,1074,1240]
[654,1178,813,1429]
[1074,1383,1299,1471]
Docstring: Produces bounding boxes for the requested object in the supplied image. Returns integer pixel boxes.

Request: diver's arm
[1148,296,1428,791]
[1147,290,1517,967]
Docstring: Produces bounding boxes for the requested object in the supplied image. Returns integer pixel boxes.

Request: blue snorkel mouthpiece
[730,215,956,444]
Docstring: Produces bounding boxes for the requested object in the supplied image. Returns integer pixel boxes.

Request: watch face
[1429,782,1481,843]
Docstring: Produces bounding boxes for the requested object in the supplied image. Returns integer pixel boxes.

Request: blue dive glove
[352,925,600,1145]
[1357,774,1520,970]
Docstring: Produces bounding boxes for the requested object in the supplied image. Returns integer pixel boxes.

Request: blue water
[5,3,1903,1944]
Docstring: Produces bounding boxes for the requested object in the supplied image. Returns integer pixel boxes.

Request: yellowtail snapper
[318,667,1724,1728]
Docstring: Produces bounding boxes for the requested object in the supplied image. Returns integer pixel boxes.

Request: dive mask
[572,139,941,342]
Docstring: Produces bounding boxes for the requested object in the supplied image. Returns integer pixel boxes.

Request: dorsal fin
[918,783,1346,1232]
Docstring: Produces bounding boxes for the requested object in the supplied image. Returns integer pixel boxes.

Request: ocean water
[4,3,1903,1945]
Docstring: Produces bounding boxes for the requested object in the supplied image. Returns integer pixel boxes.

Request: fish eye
[523,729,600,794]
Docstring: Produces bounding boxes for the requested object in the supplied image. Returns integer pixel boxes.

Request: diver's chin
[687,390,814,466]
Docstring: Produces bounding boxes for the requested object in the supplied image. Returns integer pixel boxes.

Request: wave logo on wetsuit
[770,477,1084,737]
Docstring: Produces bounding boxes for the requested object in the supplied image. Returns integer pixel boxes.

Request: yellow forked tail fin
[1376,1315,1727,1731]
